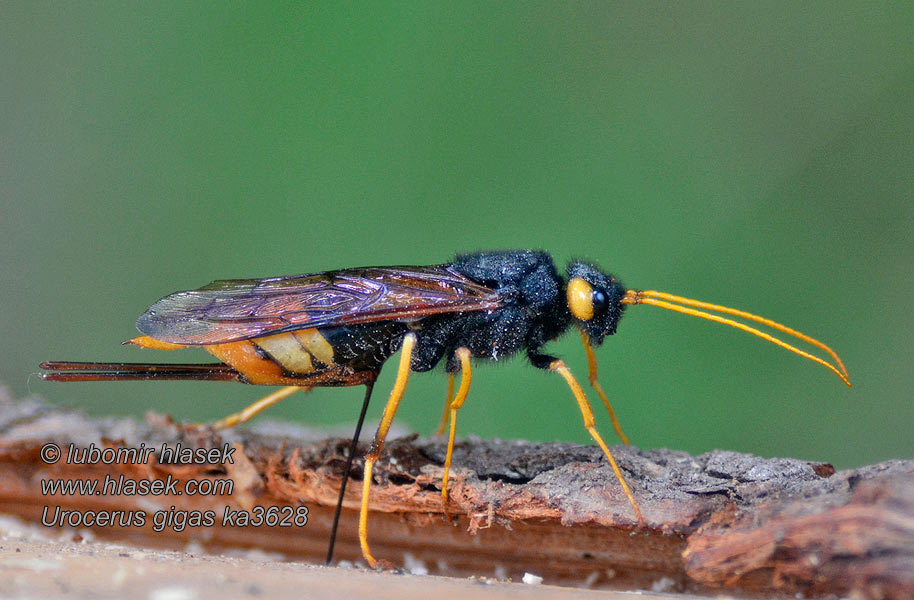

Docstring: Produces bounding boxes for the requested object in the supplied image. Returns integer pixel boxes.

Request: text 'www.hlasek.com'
[38,442,309,532]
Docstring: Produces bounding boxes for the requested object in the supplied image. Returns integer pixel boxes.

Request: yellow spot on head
[567,277,595,321]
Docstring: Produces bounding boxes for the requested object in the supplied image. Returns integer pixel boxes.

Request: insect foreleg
[540,355,644,525]
[578,328,631,445]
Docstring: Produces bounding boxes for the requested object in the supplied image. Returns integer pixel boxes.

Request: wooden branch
[1,391,911,598]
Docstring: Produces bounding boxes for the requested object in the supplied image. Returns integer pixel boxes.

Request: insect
[40,249,850,568]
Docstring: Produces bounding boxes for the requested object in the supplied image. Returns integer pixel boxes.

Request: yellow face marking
[293,328,336,366]
[567,277,595,321]
[255,332,315,374]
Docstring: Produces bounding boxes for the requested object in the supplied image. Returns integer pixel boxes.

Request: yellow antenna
[621,289,851,387]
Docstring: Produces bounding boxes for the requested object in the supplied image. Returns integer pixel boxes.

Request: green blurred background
[3,3,911,470]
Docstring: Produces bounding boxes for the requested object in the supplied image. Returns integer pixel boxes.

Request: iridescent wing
[136,265,502,345]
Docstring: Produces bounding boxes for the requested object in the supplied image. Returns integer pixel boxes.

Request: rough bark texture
[1,392,911,598]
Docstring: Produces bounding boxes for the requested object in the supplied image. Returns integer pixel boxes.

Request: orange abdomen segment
[203,329,337,385]
[204,340,285,384]
[125,336,189,350]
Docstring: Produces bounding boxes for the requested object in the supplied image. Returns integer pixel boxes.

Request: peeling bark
[1,393,911,597]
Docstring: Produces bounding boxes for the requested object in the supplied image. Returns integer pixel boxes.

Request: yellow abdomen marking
[204,329,337,383]
[293,328,335,366]
[255,332,316,374]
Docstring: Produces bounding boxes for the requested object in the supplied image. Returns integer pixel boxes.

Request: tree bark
[1,392,911,598]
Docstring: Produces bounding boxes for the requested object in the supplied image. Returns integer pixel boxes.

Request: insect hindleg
[578,329,630,445]
[210,385,304,429]
[549,359,644,525]
[436,373,455,435]
[441,348,472,513]
[359,333,417,569]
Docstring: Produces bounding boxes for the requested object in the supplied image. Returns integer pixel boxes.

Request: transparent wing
[136,265,502,345]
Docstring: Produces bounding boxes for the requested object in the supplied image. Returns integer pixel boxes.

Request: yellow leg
[435,373,455,435]
[579,329,630,445]
[550,359,644,525]
[208,385,304,429]
[359,333,416,569]
[441,348,472,513]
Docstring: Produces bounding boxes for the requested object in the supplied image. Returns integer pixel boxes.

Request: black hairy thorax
[408,250,571,373]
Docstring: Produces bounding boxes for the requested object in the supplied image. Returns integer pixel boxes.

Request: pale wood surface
[0,517,687,600]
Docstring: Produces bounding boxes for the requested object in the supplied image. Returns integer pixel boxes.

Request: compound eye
[567,277,595,320]
[592,289,607,317]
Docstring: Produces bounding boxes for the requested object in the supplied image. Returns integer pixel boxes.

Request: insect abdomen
[204,328,337,384]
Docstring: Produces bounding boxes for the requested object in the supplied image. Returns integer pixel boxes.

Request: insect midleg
[578,329,631,445]
[441,348,472,516]
[209,385,304,429]
[549,359,644,525]
[435,373,455,435]
[327,380,376,565]
[359,333,417,569]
